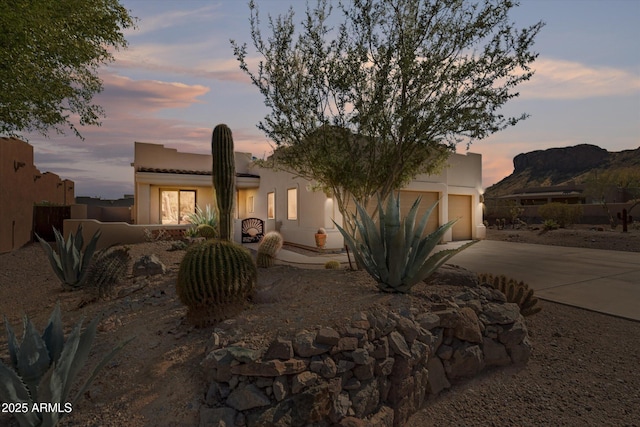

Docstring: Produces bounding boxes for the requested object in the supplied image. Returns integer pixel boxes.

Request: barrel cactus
[176,240,257,326]
[324,260,341,270]
[212,124,235,241]
[478,273,542,316]
[256,231,283,268]
[196,224,217,239]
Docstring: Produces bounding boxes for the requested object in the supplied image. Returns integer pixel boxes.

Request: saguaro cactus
[212,124,236,241]
[617,208,633,233]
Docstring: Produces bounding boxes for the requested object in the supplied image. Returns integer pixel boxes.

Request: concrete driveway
[444,240,640,321]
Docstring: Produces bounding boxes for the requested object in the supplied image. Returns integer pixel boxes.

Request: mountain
[485,144,640,197]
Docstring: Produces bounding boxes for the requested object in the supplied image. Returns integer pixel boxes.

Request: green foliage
[334,193,476,294]
[85,246,131,299]
[0,0,136,139]
[196,224,217,239]
[212,124,236,241]
[0,303,133,427]
[542,219,559,231]
[176,240,257,326]
[256,231,283,268]
[36,224,101,289]
[186,205,218,227]
[233,0,543,233]
[324,260,341,270]
[478,273,542,316]
[538,202,583,228]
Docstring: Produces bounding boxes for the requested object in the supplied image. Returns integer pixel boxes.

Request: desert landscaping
[0,224,638,426]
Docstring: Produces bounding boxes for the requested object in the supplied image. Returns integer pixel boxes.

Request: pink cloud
[97,73,210,112]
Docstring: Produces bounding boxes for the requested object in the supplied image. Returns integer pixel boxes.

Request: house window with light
[267,192,275,219]
[160,189,195,224]
[287,188,297,220]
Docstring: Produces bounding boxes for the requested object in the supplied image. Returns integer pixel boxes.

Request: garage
[448,194,472,240]
[398,190,440,237]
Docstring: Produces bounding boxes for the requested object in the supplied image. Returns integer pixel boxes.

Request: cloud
[125,4,222,37]
[99,73,210,112]
[112,45,253,84]
[24,71,271,198]
[520,58,640,99]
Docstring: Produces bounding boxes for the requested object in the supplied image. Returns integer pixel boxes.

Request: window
[161,190,195,224]
[287,188,297,220]
[267,192,275,219]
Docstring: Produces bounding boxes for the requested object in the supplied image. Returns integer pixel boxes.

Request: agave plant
[0,303,132,427]
[334,193,476,294]
[186,204,218,227]
[36,224,101,289]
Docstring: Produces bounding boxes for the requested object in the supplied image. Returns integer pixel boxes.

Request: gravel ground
[1,225,638,426]
[406,225,639,426]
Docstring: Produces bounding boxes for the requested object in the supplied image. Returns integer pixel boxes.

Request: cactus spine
[257,231,283,268]
[324,260,341,270]
[177,240,257,326]
[478,273,542,317]
[212,124,235,241]
[196,224,217,239]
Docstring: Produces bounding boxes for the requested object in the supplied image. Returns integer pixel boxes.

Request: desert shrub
[257,231,284,268]
[324,260,341,269]
[538,202,583,228]
[542,219,559,231]
[36,224,101,290]
[0,304,132,427]
[176,240,257,326]
[478,273,542,316]
[334,193,476,294]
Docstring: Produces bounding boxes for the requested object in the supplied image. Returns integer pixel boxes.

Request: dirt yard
[0,225,638,426]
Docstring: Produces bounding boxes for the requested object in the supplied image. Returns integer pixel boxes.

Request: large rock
[225,384,271,411]
[513,144,608,174]
[132,254,166,276]
[453,307,483,344]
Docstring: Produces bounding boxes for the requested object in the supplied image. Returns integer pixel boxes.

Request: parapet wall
[200,285,530,426]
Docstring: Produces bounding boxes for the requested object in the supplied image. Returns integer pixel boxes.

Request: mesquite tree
[232,0,544,233]
[0,0,136,139]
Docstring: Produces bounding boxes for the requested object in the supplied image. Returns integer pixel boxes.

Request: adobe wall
[0,137,74,253]
[200,287,529,426]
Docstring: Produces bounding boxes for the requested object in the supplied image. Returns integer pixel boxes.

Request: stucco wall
[0,137,75,253]
[132,142,485,247]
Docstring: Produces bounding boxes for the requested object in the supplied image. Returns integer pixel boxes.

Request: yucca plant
[36,224,101,290]
[334,193,476,294]
[0,303,133,427]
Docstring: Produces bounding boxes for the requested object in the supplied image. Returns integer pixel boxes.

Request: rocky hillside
[485,144,640,197]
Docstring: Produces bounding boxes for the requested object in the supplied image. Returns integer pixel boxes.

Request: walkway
[253,240,640,321]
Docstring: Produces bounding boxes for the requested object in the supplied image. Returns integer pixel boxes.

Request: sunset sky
[24,0,640,199]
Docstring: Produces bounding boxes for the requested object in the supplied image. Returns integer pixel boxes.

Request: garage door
[398,191,440,237]
[448,194,472,240]
[345,191,440,237]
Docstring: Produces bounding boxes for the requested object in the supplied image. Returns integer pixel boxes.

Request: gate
[33,205,71,241]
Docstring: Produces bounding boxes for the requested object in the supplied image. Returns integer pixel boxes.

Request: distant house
[0,137,75,253]
[496,184,588,206]
[132,141,486,249]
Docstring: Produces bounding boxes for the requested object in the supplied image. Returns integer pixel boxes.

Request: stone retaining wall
[200,284,530,427]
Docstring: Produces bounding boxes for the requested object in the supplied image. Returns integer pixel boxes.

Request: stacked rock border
[200,284,530,426]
